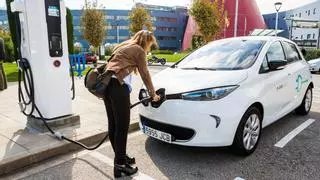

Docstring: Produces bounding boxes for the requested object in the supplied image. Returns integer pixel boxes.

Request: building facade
[72,3,188,51]
[0,10,8,30]
[263,0,320,48]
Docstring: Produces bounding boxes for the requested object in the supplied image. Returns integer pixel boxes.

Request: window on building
[107,36,116,40]
[157,17,177,23]
[307,34,311,40]
[106,25,112,30]
[118,26,129,30]
[299,13,301,17]
[301,35,303,39]
[106,15,115,20]
[308,10,310,16]
[116,16,128,20]
[151,16,156,21]
[157,36,177,41]
[314,8,317,15]
[313,33,316,39]
[74,26,81,30]
[295,14,297,17]
[119,36,129,40]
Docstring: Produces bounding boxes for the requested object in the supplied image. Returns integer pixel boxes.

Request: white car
[308,58,320,73]
[139,36,313,156]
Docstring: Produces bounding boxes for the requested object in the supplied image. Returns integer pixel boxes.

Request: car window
[176,39,265,70]
[260,56,270,73]
[282,41,301,63]
[266,41,285,63]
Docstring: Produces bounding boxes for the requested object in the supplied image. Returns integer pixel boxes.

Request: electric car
[308,58,320,73]
[138,36,313,156]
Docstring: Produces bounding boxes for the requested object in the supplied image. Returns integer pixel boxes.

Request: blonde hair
[113,30,157,74]
[130,30,158,52]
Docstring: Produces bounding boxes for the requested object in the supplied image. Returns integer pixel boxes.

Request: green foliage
[190,0,228,43]
[191,35,204,50]
[305,49,320,61]
[6,0,18,60]
[151,49,174,55]
[129,7,153,35]
[66,8,74,54]
[0,29,14,62]
[81,1,106,48]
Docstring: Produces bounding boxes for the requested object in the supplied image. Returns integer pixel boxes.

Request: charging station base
[27,114,80,133]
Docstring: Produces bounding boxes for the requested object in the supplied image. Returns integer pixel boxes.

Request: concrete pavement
[0,65,167,176]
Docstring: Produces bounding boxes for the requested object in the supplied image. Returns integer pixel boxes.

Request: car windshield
[177,39,265,70]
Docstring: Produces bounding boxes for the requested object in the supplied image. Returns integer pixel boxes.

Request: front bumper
[139,99,247,147]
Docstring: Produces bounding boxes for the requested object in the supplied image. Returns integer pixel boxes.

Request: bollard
[69,54,86,77]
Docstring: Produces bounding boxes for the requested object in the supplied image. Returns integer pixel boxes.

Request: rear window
[177,39,265,70]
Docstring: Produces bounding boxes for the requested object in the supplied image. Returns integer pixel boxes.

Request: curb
[0,121,140,176]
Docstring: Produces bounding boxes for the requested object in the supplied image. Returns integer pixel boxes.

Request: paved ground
[1,69,320,180]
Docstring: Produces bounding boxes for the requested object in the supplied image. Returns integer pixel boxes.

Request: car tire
[232,107,262,156]
[295,86,312,115]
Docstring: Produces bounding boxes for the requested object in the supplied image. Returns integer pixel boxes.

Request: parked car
[308,58,320,73]
[83,53,97,64]
[139,36,313,156]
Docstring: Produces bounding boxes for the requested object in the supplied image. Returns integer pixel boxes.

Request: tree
[129,6,153,35]
[190,0,228,43]
[0,38,7,90]
[0,28,14,62]
[80,0,105,50]
[6,0,18,60]
[66,8,74,54]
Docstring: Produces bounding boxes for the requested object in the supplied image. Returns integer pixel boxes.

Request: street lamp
[274,2,282,36]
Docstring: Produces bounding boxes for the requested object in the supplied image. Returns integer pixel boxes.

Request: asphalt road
[2,66,320,180]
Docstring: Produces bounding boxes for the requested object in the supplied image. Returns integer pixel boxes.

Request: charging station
[11,0,79,130]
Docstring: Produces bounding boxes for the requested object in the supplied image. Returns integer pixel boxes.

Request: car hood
[152,68,248,94]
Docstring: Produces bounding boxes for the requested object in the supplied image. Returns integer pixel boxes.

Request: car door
[259,41,291,125]
[281,41,310,108]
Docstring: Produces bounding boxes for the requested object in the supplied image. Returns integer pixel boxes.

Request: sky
[0,0,318,14]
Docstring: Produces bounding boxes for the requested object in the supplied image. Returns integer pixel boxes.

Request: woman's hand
[152,94,161,102]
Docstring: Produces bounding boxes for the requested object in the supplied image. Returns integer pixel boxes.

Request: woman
[104,30,161,178]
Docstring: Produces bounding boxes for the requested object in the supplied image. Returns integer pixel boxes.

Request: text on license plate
[143,125,172,143]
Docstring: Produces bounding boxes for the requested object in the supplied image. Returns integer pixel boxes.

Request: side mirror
[269,60,287,71]
[0,38,6,60]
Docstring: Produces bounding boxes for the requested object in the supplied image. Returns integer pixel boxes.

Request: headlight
[182,86,239,101]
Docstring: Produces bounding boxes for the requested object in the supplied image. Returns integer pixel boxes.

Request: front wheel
[295,86,312,115]
[232,107,262,156]
[148,59,153,65]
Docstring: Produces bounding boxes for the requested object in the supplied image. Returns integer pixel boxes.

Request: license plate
[143,125,172,143]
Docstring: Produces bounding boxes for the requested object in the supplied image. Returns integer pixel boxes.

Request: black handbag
[84,56,114,99]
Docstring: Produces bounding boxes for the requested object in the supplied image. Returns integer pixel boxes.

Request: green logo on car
[296,74,308,92]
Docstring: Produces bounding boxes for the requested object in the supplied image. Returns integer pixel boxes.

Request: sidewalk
[0,75,145,175]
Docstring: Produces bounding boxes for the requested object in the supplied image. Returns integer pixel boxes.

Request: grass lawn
[2,62,91,82]
[148,53,189,62]
[3,62,19,82]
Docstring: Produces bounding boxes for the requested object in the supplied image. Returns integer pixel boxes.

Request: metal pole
[275,11,279,36]
[317,23,320,49]
[117,25,119,44]
[234,0,239,37]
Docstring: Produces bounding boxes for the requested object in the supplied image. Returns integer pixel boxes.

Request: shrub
[151,49,174,55]
[305,49,320,61]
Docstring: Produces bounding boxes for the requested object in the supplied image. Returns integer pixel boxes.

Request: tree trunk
[0,62,8,90]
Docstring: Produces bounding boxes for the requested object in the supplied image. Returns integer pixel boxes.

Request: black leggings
[104,78,130,165]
